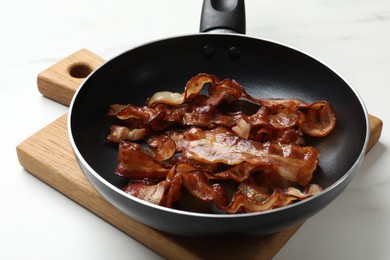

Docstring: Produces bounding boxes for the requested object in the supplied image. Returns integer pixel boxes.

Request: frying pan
[68,0,369,236]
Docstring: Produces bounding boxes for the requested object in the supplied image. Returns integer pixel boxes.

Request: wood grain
[37,49,104,106]
[16,49,383,259]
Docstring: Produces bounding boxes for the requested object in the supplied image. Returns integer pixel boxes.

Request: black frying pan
[69,0,369,236]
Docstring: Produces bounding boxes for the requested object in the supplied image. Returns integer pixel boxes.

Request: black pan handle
[200,0,246,34]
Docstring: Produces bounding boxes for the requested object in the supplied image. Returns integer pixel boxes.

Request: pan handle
[200,0,246,34]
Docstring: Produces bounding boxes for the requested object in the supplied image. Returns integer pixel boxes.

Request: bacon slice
[267,106,297,129]
[148,130,186,152]
[206,162,258,183]
[153,136,176,161]
[107,125,147,142]
[108,104,155,121]
[147,73,217,107]
[297,101,337,137]
[185,73,217,101]
[256,127,305,146]
[226,189,297,213]
[225,177,322,213]
[122,179,170,205]
[115,141,169,179]
[122,162,229,210]
[147,91,184,107]
[258,98,307,109]
[182,127,319,186]
[177,162,229,209]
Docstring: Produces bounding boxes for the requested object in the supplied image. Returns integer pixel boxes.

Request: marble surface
[2,0,389,259]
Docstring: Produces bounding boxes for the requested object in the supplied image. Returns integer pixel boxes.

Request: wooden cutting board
[16,49,383,260]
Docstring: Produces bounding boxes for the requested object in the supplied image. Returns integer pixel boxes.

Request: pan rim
[68,32,370,219]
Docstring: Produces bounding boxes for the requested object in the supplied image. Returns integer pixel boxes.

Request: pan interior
[70,34,367,196]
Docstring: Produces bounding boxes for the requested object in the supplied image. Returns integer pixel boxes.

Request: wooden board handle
[37,49,105,106]
[37,48,383,148]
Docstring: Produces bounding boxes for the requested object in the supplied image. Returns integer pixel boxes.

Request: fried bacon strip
[226,185,322,213]
[107,73,335,214]
[297,101,337,137]
[122,179,170,205]
[107,125,147,142]
[205,162,258,183]
[147,73,217,107]
[122,162,229,210]
[182,127,319,186]
[225,177,322,213]
[115,141,170,179]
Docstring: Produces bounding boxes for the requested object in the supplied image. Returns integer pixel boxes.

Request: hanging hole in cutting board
[69,63,93,78]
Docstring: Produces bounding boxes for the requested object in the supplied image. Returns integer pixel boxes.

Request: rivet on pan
[202,45,215,58]
[228,46,241,60]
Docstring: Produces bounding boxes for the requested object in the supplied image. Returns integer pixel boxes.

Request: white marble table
[2,0,389,259]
